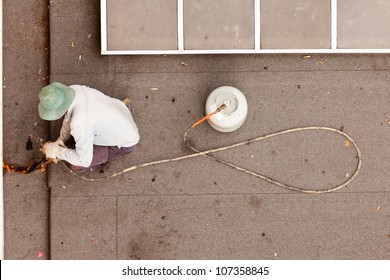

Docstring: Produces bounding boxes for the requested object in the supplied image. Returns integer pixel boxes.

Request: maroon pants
[70,145,134,173]
[56,117,134,173]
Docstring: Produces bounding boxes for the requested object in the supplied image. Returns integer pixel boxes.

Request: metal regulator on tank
[205,86,248,132]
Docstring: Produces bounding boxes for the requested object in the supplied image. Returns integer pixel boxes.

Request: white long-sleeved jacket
[56,85,140,167]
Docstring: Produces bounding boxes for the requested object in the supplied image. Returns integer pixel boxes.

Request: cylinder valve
[205,86,248,132]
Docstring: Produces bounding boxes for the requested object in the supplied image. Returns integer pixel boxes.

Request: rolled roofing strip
[0,0,4,260]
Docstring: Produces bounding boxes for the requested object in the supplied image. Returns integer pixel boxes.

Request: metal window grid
[101,0,390,55]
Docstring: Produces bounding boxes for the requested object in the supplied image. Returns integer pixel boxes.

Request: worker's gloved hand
[41,141,62,162]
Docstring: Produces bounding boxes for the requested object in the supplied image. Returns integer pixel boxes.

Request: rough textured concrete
[49,192,390,260]
[47,0,390,260]
[4,0,390,260]
[117,193,389,259]
[50,196,117,260]
[2,0,50,259]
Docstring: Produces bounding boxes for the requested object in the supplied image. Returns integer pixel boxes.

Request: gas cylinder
[205,86,248,132]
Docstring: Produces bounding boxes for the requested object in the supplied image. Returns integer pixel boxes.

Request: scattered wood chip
[303,55,311,59]
[78,55,82,60]
[38,69,42,75]
[376,206,381,213]
[318,60,324,65]
[181,61,188,66]
[122,97,131,106]
[148,87,158,91]
[88,34,91,38]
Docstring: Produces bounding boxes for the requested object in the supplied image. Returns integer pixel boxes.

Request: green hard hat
[38,82,75,120]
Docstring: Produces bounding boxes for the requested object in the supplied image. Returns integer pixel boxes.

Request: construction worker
[37,82,140,173]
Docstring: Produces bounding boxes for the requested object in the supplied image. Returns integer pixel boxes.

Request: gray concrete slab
[338,0,390,49]
[261,0,330,49]
[49,193,390,260]
[49,70,390,197]
[50,196,117,259]
[184,0,254,50]
[47,0,390,260]
[117,193,390,259]
[3,80,48,164]
[3,174,49,259]
[49,0,114,75]
[49,69,390,260]
[3,0,50,259]
[107,0,178,50]
[114,54,390,73]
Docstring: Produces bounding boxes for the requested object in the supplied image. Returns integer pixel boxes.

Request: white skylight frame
[101,0,390,55]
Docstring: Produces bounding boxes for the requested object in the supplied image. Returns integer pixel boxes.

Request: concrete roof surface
[2,0,390,259]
